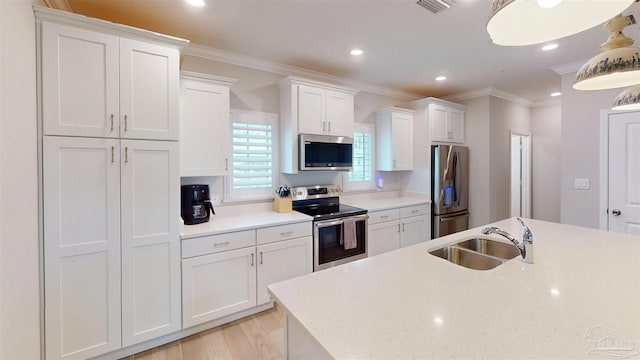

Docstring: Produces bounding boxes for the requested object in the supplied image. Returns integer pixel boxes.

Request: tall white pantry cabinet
[35,7,189,359]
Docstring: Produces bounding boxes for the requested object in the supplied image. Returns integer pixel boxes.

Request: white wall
[531,104,561,222]
[0,0,41,358]
[560,73,620,228]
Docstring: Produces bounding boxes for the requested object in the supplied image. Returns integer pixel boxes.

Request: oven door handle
[315,214,369,229]
[315,219,344,229]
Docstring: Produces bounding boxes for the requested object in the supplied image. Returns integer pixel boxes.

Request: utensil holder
[273,196,292,213]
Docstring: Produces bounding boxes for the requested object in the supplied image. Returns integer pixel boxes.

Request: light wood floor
[122,304,285,360]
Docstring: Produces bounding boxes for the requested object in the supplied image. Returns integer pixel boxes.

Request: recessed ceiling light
[350,49,364,56]
[542,43,559,51]
[435,76,447,81]
[550,92,562,97]
[185,0,205,7]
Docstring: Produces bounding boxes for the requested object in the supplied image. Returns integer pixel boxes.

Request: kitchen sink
[455,238,520,260]
[428,237,519,270]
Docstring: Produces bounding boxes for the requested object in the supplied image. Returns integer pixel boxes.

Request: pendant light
[612,85,640,110]
[573,15,640,91]
[487,0,635,46]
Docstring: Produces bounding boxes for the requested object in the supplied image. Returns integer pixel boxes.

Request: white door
[298,85,326,135]
[256,237,313,305]
[180,79,230,176]
[325,90,354,136]
[608,112,640,234]
[400,215,429,248]
[182,247,257,328]
[510,132,531,218]
[368,221,400,257]
[119,39,179,141]
[392,113,413,170]
[41,22,119,138]
[43,136,121,359]
[120,140,181,346]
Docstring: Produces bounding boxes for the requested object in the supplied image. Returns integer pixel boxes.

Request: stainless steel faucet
[481,218,534,264]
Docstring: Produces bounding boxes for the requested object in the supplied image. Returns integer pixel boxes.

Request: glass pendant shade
[487,0,635,46]
[573,15,640,91]
[612,85,640,111]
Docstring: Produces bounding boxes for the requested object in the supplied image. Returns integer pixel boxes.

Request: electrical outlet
[574,178,590,190]
[211,193,221,205]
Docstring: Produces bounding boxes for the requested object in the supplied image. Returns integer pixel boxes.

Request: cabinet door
[180,79,230,176]
[430,105,449,142]
[449,109,465,143]
[120,140,181,346]
[400,215,429,248]
[120,39,180,141]
[41,22,119,138]
[257,237,312,305]
[43,136,121,359]
[325,90,354,136]
[182,247,257,328]
[298,85,326,134]
[368,221,400,257]
[391,113,413,170]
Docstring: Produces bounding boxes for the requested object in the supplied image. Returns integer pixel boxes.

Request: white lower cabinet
[182,222,312,328]
[182,247,257,327]
[367,204,431,257]
[257,236,312,305]
[400,205,431,248]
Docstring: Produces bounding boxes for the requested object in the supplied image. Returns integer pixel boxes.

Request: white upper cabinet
[279,76,358,173]
[376,107,415,171]
[427,101,466,144]
[179,72,237,177]
[41,20,182,140]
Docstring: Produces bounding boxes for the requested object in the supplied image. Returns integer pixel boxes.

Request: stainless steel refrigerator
[431,144,469,238]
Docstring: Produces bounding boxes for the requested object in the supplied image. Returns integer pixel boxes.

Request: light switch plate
[211,193,221,205]
[574,178,590,190]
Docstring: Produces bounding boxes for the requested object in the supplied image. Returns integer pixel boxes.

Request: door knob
[612,209,622,216]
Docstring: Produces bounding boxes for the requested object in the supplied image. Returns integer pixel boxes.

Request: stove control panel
[291,184,341,201]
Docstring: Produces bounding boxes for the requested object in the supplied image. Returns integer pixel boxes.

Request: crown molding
[444,87,533,107]
[43,0,72,12]
[551,59,587,75]
[531,98,561,108]
[185,44,421,101]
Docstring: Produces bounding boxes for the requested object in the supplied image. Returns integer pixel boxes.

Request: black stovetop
[292,197,367,221]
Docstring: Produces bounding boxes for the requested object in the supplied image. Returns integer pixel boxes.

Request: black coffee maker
[181,184,215,225]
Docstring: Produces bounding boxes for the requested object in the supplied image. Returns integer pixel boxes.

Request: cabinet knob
[612,209,622,216]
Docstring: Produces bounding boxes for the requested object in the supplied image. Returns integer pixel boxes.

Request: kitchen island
[268,218,640,359]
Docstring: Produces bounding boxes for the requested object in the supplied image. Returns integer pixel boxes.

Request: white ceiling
[65,0,640,103]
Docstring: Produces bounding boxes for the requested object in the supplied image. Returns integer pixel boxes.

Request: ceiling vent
[416,0,454,14]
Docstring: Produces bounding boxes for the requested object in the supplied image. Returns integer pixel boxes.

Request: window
[343,123,375,191]
[227,110,277,200]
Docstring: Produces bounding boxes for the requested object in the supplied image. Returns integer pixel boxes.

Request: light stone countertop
[180,202,312,239]
[268,218,640,359]
[340,195,430,212]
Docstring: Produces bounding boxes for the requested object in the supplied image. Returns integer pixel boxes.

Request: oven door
[314,214,368,271]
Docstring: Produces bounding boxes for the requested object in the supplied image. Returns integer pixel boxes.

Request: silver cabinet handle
[411,210,419,214]
[448,131,453,139]
[380,215,389,219]
[124,147,128,164]
[260,252,263,265]
[251,253,254,266]
[110,114,114,131]
[397,224,400,233]
[280,231,294,236]
[111,146,115,163]
[393,159,397,168]
[328,121,331,132]
[322,121,326,132]
[402,223,405,232]
[612,209,622,216]
[213,242,229,247]
[124,114,128,132]
[225,158,228,171]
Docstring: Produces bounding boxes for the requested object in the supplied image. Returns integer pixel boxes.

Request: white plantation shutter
[344,123,375,191]
[229,110,277,199]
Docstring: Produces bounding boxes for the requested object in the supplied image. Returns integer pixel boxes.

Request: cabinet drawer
[257,221,312,245]
[182,230,256,258]
[400,204,429,218]
[368,209,399,224]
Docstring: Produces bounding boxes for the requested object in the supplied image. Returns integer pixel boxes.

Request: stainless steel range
[291,184,368,271]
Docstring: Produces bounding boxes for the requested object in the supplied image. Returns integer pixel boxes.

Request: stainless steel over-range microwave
[299,133,353,171]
